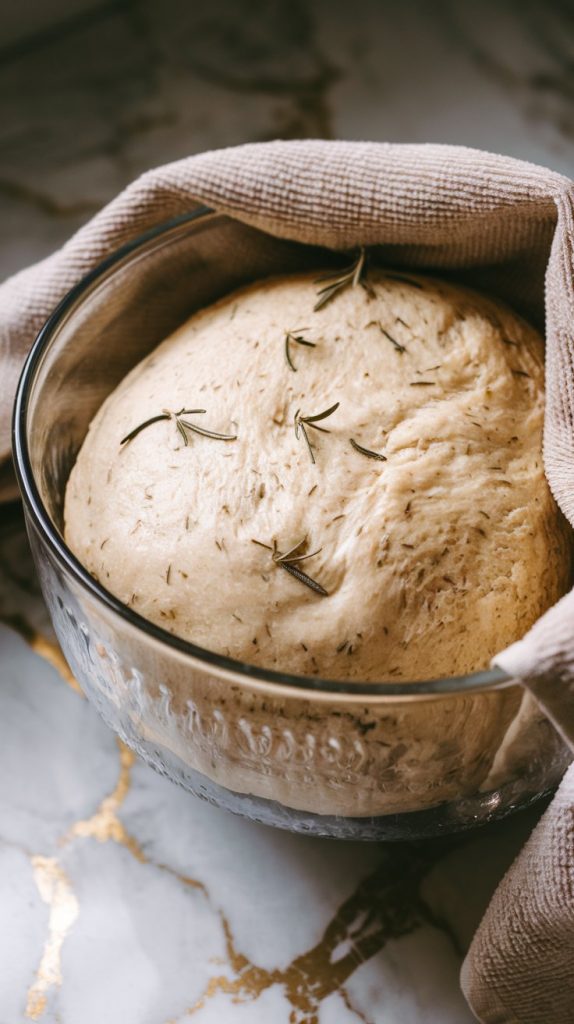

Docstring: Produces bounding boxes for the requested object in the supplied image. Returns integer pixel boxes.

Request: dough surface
[64,268,572,682]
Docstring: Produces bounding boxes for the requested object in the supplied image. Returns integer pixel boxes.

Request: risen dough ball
[64,269,571,682]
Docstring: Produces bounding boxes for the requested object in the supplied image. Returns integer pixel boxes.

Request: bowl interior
[15,208,508,696]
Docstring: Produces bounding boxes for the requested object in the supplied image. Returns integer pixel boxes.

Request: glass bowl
[12,209,571,840]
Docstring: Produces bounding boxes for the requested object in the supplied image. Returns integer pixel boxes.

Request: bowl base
[121,723,556,841]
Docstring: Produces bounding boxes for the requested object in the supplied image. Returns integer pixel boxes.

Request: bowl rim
[12,207,511,700]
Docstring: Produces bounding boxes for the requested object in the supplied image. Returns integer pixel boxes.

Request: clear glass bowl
[12,209,571,839]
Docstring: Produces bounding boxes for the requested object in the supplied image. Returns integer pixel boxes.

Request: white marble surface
[2,0,574,281]
[1,2,574,1021]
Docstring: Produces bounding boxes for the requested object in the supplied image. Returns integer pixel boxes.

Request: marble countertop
[1,2,574,1021]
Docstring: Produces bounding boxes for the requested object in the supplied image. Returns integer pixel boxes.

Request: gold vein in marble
[62,741,145,861]
[184,847,444,1023]
[340,985,371,1023]
[60,737,214,899]
[0,614,82,694]
[25,857,79,1021]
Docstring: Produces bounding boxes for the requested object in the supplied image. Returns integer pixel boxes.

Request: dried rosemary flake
[177,410,237,443]
[120,413,170,446]
[294,402,340,465]
[251,537,328,597]
[313,248,374,311]
[121,407,237,448]
[382,270,423,290]
[284,329,316,372]
[368,320,406,353]
[350,438,387,462]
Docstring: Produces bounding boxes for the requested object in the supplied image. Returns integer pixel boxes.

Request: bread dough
[64,268,572,682]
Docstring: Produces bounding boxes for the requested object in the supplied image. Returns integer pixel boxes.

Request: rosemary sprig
[120,407,237,447]
[314,247,375,311]
[176,409,237,444]
[252,537,328,596]
[294,402,340,464]
[284,329,316,372]
[350,438,387,461]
